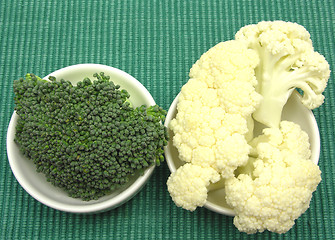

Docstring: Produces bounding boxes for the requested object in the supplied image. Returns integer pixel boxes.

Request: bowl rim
[7,63,157,213]
[164,91,320,216]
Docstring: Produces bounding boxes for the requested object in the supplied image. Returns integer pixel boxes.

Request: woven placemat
[0,0,334,239]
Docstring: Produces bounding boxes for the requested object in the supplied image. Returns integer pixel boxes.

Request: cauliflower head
[225,121,321,234]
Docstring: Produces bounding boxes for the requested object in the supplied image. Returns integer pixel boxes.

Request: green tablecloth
[1,0,334,239]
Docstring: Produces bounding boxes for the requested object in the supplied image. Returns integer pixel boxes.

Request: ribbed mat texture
[0,0,334,239]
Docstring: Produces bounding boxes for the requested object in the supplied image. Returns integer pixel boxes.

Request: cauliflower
[167,163,220,211]
[225,121,321,234]
[235,21,330,128]
[166,21,328,234]
[167,41,259,210]
[188,41,261,117]
[169,40,260,176]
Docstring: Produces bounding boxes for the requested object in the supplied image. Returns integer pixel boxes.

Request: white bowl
[7,64,157,213]
[164,91,320,216]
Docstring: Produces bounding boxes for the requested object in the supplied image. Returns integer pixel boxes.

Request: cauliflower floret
[189,41,262,117]
[169,40,260,176]
[179,78,221,107]
[214,133,251,178]
[167,163,220,211]
[236,20,330,128]
[214,113,249,140]
[217,80,262,117]
[225,121,321,234]
[250,121,311,160]
[167,40,262,212]
[190,40,259,88]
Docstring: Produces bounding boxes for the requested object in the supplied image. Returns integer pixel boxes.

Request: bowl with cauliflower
[165,91,320,215]
[164,21,329,234]
[7,64,168,213]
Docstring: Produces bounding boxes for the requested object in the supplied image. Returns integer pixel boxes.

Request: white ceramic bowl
[164,91,320,216]
[7,64,157,213]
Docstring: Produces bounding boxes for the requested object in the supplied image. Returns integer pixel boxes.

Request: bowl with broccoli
[7,64,168,213]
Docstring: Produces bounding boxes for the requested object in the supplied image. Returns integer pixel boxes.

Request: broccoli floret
[13,72,168,201]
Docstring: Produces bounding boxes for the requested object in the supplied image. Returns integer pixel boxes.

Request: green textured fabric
[0,0,334,239]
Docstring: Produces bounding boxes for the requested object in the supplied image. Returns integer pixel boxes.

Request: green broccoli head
[13,72,168,201]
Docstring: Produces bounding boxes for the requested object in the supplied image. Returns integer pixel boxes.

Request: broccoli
[13,72,168,201]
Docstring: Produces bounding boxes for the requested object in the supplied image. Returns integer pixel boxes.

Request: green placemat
[0,0,334,239]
